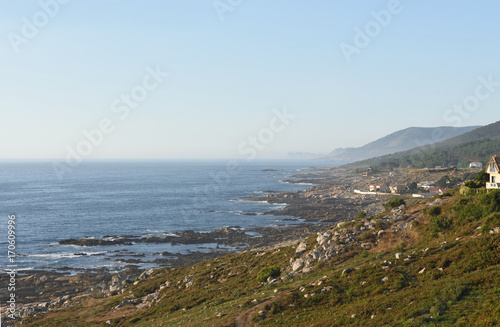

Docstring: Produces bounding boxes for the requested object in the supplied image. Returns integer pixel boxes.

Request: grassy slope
[22,189,500,327]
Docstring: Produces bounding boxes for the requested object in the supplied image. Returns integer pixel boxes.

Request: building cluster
[358,156,500,197]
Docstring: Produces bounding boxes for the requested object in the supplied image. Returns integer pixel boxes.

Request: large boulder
[291,258,305,271]
[311,249,323,260]
[316,232,331,246]
[137,269,155,281]
[295,242,308,256]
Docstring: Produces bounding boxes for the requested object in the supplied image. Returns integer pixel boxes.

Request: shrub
[395,242,406,253]
[481,190,500,213]
[375,220,386,230]
[256,266,281,283]
[481,212,500,233]
[392,275,409,290]
[338,222,350,228]
[425,206,442,217]
[356,232,376,243]
[457,204,484,223]
[358,211,367,219]
[470,169,489,188]
[431,215,453,242]
[385,197,406,209]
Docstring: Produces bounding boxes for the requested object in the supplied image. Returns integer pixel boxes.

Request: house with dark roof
[486,156,500,189]
[369,184,388,192]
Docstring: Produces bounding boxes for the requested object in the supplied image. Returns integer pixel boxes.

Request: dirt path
[233,291,290,327]
[234,299,271,327]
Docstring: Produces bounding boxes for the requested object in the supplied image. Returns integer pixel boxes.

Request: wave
[162,233,180,237]
[25,251,106,259]
[102,236,124,242]
[228,199,269,204]
[279,180,314,185]
[272,203,288,206]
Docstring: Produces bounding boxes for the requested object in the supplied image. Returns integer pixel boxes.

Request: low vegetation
[385,197,406,208]
[19,183,500,326]
[256,266,281,283]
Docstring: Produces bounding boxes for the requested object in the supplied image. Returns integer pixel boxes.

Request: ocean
[0,159,337,273]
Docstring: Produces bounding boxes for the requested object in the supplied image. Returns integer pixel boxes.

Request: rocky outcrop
[58,227,254,247]
[295,242,308,256]
[286,205,417,275]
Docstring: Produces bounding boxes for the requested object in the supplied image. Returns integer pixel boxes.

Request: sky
[1,0,499,160]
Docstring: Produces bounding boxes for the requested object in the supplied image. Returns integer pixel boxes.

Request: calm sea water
[0,160,337,272]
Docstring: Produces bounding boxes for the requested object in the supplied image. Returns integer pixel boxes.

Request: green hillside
[359,121,500,169]
[323,126,479,162]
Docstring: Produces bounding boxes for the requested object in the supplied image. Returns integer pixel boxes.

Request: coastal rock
[267,277,277,284]
[159,281,170,290]
[109,285,121,293]
[291,258,305,271]
[142,293,159,303]
[184,276,194,288]
[137,269,155,281]
[316,232,331,246]
[295,242,308,256]
[311,249,323,260]
[490,227,500,234]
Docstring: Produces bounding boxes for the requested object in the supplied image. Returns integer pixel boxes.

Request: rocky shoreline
[2,164,397,323]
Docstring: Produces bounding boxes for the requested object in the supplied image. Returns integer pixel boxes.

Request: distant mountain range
[323,126,480,162]
[287,152,326,159]
[356,120,500,169]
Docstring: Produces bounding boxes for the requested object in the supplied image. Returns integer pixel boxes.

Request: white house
[418,181,435,190]
[486,156,500,189]
[469,162,483,169]
[429,187,449,195]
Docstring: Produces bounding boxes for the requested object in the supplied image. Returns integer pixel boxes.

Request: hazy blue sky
[1,0,499,159]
